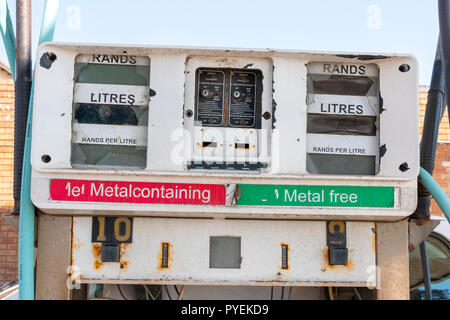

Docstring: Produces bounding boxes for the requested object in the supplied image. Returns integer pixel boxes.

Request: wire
[144,286,149,300]
[280,287,285,300]
[143,285,155,300]
[143,285,162,300]
[117,284,129,300]
[288,287,293,300]
[165,285,173,300]
[353,287,362,300]
[270,287,273,300]
[328,287,335,300]
[174,285,180,295]
[177,285,186,300]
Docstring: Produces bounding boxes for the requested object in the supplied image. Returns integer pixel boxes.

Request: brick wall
[429,143,450,217]
[0,79,17,283]
[419,87,450,218]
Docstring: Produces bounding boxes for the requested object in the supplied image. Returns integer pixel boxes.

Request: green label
[236,185,394,208]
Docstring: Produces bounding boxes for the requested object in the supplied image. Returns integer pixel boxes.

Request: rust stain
[323,248,332,270]
[92,243,103,270]
[94,260,104,270]
[371,227,377,252]
[120,261,129,270]
[372,232,377,253]
[72,237,85,250]
[347,259,355,270]
[119,243,130,271]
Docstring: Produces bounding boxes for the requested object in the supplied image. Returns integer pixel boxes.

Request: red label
[50,179,226,205]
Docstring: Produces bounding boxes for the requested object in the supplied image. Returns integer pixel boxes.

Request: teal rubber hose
[419,167,450,223]
[18,0,59,300]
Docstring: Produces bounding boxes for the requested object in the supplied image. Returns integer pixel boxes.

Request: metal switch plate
[329,247,348,265]
[101,243,120,262]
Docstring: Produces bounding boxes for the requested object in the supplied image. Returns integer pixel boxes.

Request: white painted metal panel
[30,43,419,220]
[72,217,377,287]
[271,58,307,174]
[145,54,186,172]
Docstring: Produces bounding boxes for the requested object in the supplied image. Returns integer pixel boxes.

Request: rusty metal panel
[71,217,376,287]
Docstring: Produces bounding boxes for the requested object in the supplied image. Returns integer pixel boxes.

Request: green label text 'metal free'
[236,185,394,208]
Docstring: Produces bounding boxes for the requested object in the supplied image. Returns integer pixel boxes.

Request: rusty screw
[263,112,271,120]
[185,109,193,118]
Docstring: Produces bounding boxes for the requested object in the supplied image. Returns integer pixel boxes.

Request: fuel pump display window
[306,63,380,175]
[71,54,150,169]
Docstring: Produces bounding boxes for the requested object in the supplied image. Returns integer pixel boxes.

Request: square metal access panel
[209,237,242,269]
[31,44,419,221]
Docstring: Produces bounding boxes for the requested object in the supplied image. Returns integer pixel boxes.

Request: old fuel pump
[30,44,419,299]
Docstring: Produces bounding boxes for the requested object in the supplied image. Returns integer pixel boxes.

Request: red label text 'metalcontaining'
[50,179,226,205]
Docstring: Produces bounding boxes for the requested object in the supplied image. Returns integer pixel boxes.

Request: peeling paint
[379,144,387,158]
[39,52,57,69]
[272,99,278,129]
[379,95,385,113]
[336,54,389,61]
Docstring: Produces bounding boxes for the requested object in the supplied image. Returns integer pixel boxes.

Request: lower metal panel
[71,217,376,287]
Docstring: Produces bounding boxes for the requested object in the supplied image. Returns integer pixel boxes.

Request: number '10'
[93,217,132,243]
